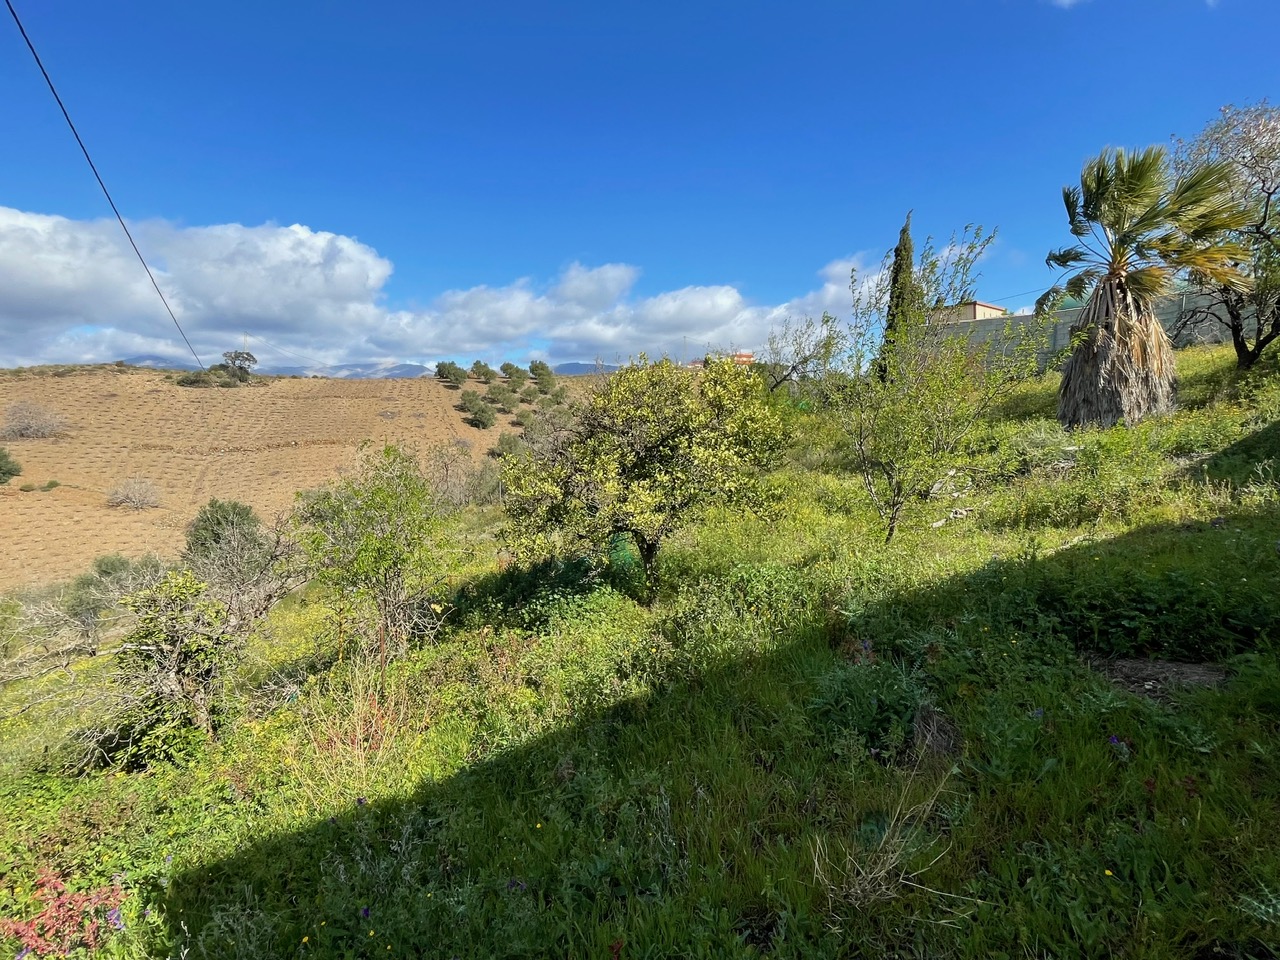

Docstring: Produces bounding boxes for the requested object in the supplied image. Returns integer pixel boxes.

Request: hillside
[2,345,1279,958]
[0,367,519,589]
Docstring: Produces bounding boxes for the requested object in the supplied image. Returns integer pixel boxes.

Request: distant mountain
[554,362,619,375]
[118,356,431,379]
[265,361,432,379]
[120,354,199,371]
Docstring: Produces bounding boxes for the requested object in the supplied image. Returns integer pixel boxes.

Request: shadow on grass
[1205,420,1280,488]
[162,507,1280,959]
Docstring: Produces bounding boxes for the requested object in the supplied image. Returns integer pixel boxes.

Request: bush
[0,447,19,484]
[185,499,262,562]
[41,479,59,491]
[107,477,161,510]
[2,401,66,439]
[18,483,36,492]
[175,371,214,388]
[489,431,525,459]
[519,385,540,405]
[294,444,452,660]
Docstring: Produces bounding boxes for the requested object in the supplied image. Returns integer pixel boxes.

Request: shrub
[2,401,66,439]
[41,479,59,491]
[185,498,262,562]
[175,371,214,388]
[18,482,36,492]
[107,477,161,510]
[0,447,20,484]
[520,385,540,405]
[294,444,452,662]
[107,570,234,762]
[490,431,525,459]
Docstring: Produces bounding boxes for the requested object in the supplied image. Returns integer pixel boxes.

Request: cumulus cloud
[0,206,864,370]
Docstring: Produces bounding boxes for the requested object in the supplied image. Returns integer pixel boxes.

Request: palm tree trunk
[1058,277,1177,429]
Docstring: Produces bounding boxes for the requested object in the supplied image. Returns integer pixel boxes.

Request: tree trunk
[635,535,660,596]
[1058,277,1177,429]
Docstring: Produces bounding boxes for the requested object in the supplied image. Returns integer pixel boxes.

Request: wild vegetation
[0,331,1277,957]
[3,127,1280,957]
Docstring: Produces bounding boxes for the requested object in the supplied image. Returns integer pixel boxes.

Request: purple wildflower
[107,907,125,931]
[361,906,370,919]
[356,797,368,806]
[1108,735,1119,745]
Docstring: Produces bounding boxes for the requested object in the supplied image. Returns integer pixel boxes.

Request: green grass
[2,344,1280,958]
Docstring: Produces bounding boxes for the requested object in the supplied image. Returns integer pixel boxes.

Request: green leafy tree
[1039,146,1250,428]
[529,360,557,394]
[435,361,468,388]
[503,356,783,589]
[221,351,257,382]
[0,447,19,485]
[834,226,1045,543]
[470,360,498,383]
[1174,101,1280,369]
[294,445,450,668]
[501,363,529,388]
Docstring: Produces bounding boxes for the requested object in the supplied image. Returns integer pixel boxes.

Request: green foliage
[107,570,231,765]
[0,447,20,485]
[485,383,519,414]
[489,430,525,460]
[503,356,784,586]
[469,360,498,383]
[501,362,529,388]
[833,225,1045,541]
[435,361,468,387]
[529,359,556,393]
[175,371,213,388]
[184,498,262,563]
[6,343,1280,959]
[294,444,451,660]
[519,384,539,405]
[221,351,258,381]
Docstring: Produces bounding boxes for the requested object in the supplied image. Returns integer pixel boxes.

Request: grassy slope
[2,345,1280,958]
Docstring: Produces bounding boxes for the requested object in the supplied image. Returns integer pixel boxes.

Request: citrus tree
[503,356,783,590]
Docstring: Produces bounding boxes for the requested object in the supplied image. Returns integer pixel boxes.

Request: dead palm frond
[1038,147,1252,428]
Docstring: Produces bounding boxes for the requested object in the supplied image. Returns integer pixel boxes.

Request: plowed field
[0,367,514,590]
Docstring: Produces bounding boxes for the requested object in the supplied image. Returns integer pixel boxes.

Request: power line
[244,332,345,370]
[5,0,204,370]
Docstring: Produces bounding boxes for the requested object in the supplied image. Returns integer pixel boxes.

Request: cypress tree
[878,211,917,380]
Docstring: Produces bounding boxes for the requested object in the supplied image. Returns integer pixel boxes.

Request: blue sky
[1,0,1274,369]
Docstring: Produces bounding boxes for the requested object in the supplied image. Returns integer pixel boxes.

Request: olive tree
[503,356,783,589]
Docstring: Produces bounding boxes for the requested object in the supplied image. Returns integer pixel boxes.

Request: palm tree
[1039,146,1251,428]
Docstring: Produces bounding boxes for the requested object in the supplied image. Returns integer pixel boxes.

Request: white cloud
[0,206,867,370]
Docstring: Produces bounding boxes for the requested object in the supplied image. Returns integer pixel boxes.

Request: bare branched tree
[1174,101,1280,369]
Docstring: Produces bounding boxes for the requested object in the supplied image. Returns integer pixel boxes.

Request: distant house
[930,300,1008,324]
[688,351,755,369]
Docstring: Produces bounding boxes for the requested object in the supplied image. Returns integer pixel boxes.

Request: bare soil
[0,367,516,590]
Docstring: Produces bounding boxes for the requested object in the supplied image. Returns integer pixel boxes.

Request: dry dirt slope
[0,367,514,590]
